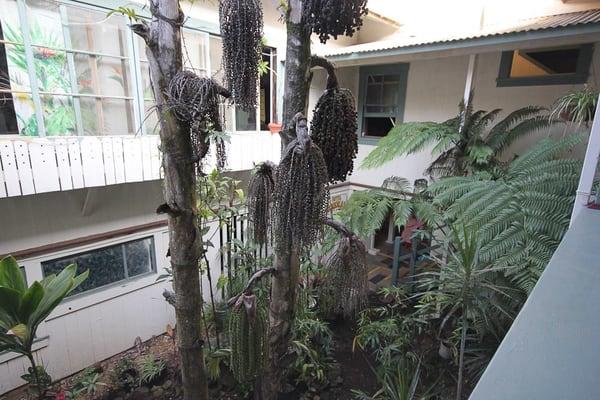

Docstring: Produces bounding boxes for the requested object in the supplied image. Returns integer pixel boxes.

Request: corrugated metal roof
[323,8,600,57]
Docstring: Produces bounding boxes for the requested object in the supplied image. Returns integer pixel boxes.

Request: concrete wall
[316,42,600,187]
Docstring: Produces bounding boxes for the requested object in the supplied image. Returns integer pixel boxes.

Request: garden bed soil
[1,320,377,400]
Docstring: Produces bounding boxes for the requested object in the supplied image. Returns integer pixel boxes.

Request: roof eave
[325,24,600,63]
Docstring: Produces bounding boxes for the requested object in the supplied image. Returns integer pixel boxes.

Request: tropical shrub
[0,256,88,399]
[361,93,552,177]
[429,136,582,293]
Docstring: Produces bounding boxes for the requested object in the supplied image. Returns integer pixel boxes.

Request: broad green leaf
[70,269,89,294]
[19,281,44,322]
[0,256,26,294]
[0,286,21,321]
[7,323,27,341]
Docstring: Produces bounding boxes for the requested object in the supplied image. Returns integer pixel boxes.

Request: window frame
[0,0,217,137]
[232,45,278,133]
[41,235,157,299]
[496,43,594,87]
[357,63,409,144]
[17,227,168,320]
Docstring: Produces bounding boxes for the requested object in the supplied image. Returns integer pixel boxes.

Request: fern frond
[508,135,582,175]
[361,122,455,169]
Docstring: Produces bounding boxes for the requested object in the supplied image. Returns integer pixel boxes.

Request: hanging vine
[303,0,368,43]
[228,293,268,384]
[219,0,264,110]
[273,114,329,254]
[248,161,276,246]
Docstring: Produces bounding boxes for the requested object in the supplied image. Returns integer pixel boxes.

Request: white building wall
[0,181,236,394]
[322,42,600,187]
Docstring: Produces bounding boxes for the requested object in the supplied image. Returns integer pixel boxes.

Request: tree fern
[431,137,582,293]
[361,92,552,177]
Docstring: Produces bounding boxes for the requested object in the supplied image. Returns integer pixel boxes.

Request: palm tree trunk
[260,1,312,398]
[131,1,208,398]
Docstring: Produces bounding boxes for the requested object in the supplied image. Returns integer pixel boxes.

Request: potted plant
[550,84,598,126]
[268,121,282,134]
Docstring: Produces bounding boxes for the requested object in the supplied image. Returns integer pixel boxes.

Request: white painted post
[571,95,600,224]
[386,214,395,244]
[463,54,477,106]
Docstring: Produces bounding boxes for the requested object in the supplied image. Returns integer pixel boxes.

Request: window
[41,237,156,297]
[0,0,137,136]
[234,46,277,131]
[139,29,209,134]
[358,64,408,140]
[497,44,594,87]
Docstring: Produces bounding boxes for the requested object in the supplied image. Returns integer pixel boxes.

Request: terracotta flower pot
[268,122,282,134]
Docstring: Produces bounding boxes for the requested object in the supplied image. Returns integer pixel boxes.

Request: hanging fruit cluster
[166,71,226,170]
[273,134,329,254]
[247,161,276,246]
[303,0,368,43]
[219,0,264,110]
[319,236,368,318]
[228,294,268,383]
[310,87,358,183]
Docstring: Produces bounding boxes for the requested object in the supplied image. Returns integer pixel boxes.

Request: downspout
[571,94,600,224]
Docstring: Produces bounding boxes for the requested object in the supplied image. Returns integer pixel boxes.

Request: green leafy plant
[111,356,139,392]
[0,256,88,399]
[351,356,425,400]
[205,347,232,381]
[289,315,334,386]
[21,365,52,399]
[362,93,552,177]
[550,84,598,126]
[69,367,107,397]
[139,355,167,386]
[416,227,516,400]
[430,136,582,293]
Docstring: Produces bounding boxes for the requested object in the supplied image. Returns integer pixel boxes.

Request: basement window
[497,43,594,87]
[41,237,156,297]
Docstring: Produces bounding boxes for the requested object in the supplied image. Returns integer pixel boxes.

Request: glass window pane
[144,100,159,135]
[42,245,125,296]
[382,82,398,106]
[209,36,223,82]
[66,6,129,58]
[34,49,70,93]
[24,0,64,49]
[74,53,131,97]
[124,238,153,277]
[2,42,32,91]
[0,0,22,43]
[236,108,256,131]
[365,82,381,105]
[41,94,76,135]
[182,30,207,75]
[80,97,134,135]
[41,237,155,297]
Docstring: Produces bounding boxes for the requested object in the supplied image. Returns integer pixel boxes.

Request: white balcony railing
[0,132,281,198]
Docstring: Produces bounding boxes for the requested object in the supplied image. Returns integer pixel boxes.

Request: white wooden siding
[0,133,280,198]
